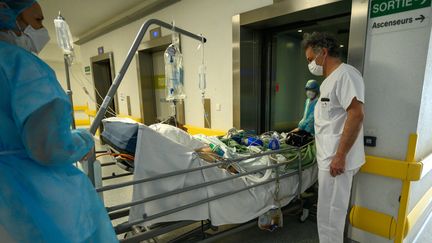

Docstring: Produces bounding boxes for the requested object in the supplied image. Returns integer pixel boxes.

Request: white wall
[39,42,92,107]
[350,2,432,243]
[78,0,273,130]
[362,26,430,161]
[405,23,432,242]
[416,24,432,161]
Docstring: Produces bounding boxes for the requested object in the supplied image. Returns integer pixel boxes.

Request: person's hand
[291,127,300,133]
[330,154,346,177]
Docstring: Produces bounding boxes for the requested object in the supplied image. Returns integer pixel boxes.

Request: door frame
[90,52,118,114]
[136,35,186,125]
[232,0,369,130]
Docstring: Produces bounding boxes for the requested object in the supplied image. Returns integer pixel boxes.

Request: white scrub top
[314,63,365,171]
[150,124,206,150]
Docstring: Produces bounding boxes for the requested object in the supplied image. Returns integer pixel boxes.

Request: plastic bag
[165,32,185,101]
[258,207,283,232]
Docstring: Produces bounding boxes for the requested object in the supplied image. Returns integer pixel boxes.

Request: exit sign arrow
[415,14,426,22]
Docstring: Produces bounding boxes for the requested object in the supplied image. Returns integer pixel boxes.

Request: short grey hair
[301,32,341,58]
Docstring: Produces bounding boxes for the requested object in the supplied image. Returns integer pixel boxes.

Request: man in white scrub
[302,32,365,243]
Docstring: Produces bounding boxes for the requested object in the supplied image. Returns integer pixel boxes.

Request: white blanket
[129,125,318,226]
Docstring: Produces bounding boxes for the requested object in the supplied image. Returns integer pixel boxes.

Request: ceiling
[38,0,155,39]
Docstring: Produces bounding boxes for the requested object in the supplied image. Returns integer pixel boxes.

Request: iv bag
[164,32,185,101]
[198,64,206,93]
[54,14,74,55]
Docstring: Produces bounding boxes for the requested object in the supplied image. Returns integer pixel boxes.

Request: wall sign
[154,75,166,89]
[98,46,104,55]
[84,66,91,75]
[150,27,162,40]
[370,0,431,34]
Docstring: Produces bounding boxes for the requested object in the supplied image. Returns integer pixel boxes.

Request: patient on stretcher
[149,121,237,172]
[150,123,207,151]
[101,117,315,175]
[149,123,218,160]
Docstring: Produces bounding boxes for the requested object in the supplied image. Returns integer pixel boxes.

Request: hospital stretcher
[83,19,318,242]
[96,119,318,242]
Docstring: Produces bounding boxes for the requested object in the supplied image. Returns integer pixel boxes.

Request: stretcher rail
[102,172,133,181]
[106,152,304,212]
[96,145,305,193]
[115,162,314,234]
[102,139,315,241]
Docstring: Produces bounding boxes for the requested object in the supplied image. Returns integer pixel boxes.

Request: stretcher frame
[96,140,316,242]
[84,18,317,242]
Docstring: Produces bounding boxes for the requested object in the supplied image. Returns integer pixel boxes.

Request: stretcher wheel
[299,208,309,223]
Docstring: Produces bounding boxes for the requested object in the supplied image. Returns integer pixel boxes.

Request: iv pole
[83,19,207,185]
[64,54,76,129]
[54,13,76,129]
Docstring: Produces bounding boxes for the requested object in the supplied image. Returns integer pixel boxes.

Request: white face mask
[306,90,317,100]
[308,54,325,76]
[0,30,32,50]
[22,25,50,54]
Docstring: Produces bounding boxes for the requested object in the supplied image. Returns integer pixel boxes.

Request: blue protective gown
[298,97,318,135]
[0,41,118,243]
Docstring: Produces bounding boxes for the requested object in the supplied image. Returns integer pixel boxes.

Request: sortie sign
[371,0,431,18]
[369,0,431,34]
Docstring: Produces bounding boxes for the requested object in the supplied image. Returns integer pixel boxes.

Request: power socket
[364,136,377,147]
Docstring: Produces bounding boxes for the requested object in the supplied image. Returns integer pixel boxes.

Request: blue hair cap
[0,0,36,30]
[305,79,320,92]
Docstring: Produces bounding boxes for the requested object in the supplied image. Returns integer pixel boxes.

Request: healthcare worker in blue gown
[0,1,118,242]
[291,79,320,136]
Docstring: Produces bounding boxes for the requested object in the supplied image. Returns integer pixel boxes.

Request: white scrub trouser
[317,169,358,243]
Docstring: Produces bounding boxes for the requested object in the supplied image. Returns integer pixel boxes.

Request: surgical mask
[306,90,317,100]
[308,54,325,76]
[14,20,50,54]
[0,30,32,51]
[22,25,50,53]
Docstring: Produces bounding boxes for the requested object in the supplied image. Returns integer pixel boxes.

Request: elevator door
[137,35,186,125]
[92,59,116,116]
[152,51,172,121]
[265,16,351,132]
[270,34,317,131]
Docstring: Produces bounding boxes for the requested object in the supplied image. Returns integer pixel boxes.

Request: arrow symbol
[415,14,426,23]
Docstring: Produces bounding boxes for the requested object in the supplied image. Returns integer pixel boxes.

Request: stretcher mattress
[128,124,318,227]
[101,117,139,155]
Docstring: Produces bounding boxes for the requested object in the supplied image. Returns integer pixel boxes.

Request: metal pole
[297,147,303,200]
[85,19,207,185]
[89,19,206,135]
[64,54,76,129]
[120,221,196,243]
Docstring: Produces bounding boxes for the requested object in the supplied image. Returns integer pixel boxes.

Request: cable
[70,71,117,119]
[198,34,210,128]
[71,70,118,116]
[96,153,135,161]
[203,98,211,128]
[70,66,118,117]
